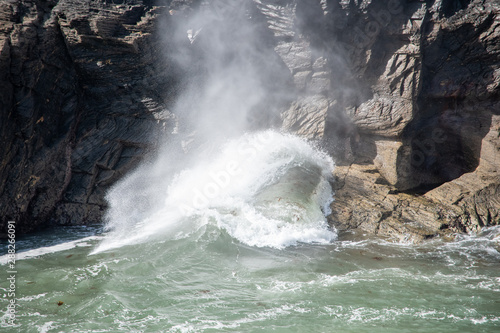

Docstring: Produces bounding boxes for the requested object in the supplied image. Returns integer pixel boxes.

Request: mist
[94,0,338,251]
[167,0,293,143]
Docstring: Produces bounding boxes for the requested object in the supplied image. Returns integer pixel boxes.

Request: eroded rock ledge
[329,163,499,243]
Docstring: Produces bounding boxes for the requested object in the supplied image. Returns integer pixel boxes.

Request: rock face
[0,0,178,234]
[1,0,499,241]
[255,0,500,241]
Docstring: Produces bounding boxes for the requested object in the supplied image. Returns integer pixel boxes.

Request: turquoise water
[1,132,499,332]
[1,226,499,332]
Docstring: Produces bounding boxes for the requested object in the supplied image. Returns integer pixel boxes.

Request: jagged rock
[329,163,498,243]
[282,95,329,139]
[275,40,313,74]
[351,42,422,138]
[373,140,406,187]
[0,0,177,235]
[271,0,500,239]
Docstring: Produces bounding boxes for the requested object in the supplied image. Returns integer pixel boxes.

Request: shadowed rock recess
[1,0,498,241]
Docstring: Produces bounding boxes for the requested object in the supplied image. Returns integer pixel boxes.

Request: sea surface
[1,132,499,332]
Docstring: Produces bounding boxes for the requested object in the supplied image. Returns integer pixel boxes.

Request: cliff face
[252,0,499,241]
[0,0,178,234]
[328,0,500,240]
[1,0,499,240]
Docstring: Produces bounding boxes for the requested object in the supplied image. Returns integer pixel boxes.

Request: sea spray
[93,131,336,253]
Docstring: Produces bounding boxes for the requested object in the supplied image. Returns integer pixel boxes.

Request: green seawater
[1,225,499,333]
[2,132,499,332]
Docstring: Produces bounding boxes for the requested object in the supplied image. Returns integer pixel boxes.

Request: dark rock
[0,0,177,234]
[259,0,500,240]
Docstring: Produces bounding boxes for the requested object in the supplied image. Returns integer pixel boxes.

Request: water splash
[92,131,336,253]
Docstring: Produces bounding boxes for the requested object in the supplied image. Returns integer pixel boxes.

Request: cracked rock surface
[0,0,177,234]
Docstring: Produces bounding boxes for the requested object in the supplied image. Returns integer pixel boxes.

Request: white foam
[0,236,101,265]
[17,293,48,302]
[38,321,56,333]
[93,131,336,253]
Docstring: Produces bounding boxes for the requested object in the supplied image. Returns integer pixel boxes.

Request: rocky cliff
[0,0,178,234]
[1,0,499,241]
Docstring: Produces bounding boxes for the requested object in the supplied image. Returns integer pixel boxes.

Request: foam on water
[2,224,500,332]
[93,131,336,253]
[0,235,100,265]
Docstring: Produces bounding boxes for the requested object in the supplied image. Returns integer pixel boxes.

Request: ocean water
[1,132,499,332]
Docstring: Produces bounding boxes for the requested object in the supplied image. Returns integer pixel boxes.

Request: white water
[0,236,100,264]
[3,225,499,332]
[93,131,336,253]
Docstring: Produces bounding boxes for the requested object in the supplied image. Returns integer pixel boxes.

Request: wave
[92,131,336,253]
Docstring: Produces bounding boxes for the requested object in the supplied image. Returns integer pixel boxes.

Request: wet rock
[328,164,496,243]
